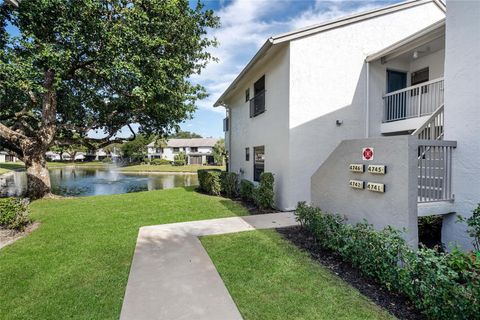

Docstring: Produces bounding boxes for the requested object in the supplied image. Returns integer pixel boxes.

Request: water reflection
[0,168,198,197]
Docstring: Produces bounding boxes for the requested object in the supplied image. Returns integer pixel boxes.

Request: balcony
[381,78,444,134]
[383,77,444,122]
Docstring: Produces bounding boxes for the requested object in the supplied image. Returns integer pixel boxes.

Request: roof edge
[272,0,445,44]
[214,38,274,107]
[214,0,446,107]
[365,18,445,62]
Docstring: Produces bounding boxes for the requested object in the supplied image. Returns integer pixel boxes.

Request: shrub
[150,158,171,165]
[173,152,187,166]
[240,179,255,203]
[295,202,480,320]
[220,172,238,198]
[197,169,222,195]
[254,172,274,210]
[0,198,30,231]
[172,160,186,166]
[458,203,480,251]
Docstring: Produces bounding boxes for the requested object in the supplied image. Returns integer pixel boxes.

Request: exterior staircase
[412,104,456,216]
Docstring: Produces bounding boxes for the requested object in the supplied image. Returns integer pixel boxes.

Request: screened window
[411,67,429,95]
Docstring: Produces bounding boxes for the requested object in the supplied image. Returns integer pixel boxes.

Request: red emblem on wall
[362,147,374,161]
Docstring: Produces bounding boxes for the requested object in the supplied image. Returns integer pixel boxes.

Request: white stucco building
[0,150,18,163]
[217,0,480,248]
[147,138,219,165]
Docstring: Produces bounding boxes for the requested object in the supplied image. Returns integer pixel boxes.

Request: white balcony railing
[383,77,444,122]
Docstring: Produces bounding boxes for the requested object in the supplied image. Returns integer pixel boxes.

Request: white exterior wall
[163,148,175,161]
[226,45,291,209]
[409,48,445,80]
[0,154,5,163]
[443,0,480,249]
[286,2,445,210]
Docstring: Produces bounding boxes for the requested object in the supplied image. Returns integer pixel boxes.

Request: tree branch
[0,122,28,147]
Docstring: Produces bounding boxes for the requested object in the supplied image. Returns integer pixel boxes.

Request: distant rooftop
[148,138,219,148]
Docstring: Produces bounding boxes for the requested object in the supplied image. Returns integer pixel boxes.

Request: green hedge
[172,160,186,166]
[198,169,222,195]
[254,172,274,210]
[0,198,30,231]
[240,179,255,202]
[150,158,171,165]
[220,172,238,198]
[295,202,480,320]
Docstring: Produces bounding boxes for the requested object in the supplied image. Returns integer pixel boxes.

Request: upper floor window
[411,67,429,95]
[250,75,265,117]
[245,88,250,102]
[245,147,250,161]
[411,67,429,85]
[190,147,198,152]
[223,117,229,132]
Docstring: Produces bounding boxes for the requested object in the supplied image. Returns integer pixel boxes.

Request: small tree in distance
[212,139,225,166]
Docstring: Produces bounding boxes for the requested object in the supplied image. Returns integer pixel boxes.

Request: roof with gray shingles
[148,138,218,148]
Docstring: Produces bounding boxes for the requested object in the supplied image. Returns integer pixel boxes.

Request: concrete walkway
[120,212,298,320]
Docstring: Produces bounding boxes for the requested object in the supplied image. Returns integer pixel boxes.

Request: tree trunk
[24,153,52,199]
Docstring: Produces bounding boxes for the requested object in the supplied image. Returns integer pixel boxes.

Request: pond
[0,167,198,197]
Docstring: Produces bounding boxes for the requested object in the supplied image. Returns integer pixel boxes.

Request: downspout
[365,61,370,138]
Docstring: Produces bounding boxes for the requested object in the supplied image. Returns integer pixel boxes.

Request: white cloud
[195,0,386,114]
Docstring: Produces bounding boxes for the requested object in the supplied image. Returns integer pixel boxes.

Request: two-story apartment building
[216,0,480,248]
[147,138,218,165]
[0,150,18,163]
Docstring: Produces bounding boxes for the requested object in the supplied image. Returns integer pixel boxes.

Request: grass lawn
[0,162,25,174]
[46,161,108,168]
[0,187,247,320]
[0,167,10,174]
[0,161,108,173]
[119,164,225,173]
[202,230,394,320]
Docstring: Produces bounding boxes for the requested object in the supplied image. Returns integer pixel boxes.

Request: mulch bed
[277,226,425,320]
[0,222,40,250]
[234,199,277,215]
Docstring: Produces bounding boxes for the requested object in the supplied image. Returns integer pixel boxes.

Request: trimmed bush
[0,198,30,231]
[220,172,238,198]
[172,160,186,166]
[295,202,480,320]
[254,172,274,210]
[150,158,171,165]
[240,179,255,203]
[197,169,222,195]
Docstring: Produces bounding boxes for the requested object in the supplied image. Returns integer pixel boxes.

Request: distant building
[147,138,219,165]
[0,150,18,163]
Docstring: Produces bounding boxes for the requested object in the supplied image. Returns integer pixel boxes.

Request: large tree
[0,0,218,198]
[170,130,202,139]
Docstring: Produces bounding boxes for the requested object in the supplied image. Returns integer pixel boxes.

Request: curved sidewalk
[120,212,298,320]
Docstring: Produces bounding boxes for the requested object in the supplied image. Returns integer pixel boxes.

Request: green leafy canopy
[0,0,219,154]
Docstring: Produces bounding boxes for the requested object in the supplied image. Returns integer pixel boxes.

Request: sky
[183,0,401,138]
[4,0,402,139]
